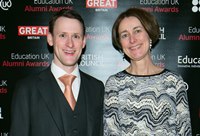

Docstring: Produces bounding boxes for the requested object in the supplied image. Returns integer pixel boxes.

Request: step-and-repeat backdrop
[0,0,200,135]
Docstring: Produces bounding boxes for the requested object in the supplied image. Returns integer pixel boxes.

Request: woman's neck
[127,59,163,75]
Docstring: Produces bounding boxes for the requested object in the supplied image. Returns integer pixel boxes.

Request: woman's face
[118,16,151,62]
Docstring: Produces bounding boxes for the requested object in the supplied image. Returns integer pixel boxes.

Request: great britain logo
[86,0,117,8]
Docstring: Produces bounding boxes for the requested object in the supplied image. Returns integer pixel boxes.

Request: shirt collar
[51,61,80,79]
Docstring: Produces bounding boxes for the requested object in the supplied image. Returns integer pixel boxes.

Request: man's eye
[73,34,81,39]
[59,34,65,38]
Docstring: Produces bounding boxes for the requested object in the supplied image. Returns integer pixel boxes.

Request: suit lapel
[80,71,104,136]
[80,71,94,136]
[37,68,65,136]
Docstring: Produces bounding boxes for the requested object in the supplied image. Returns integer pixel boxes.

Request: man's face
[47,17,86,70]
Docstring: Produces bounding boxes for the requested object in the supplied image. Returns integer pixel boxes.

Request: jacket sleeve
[10,80,31,136]
[176,77,192,136]
[103,76,121,136]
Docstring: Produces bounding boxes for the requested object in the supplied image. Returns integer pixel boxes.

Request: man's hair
[49,9,85,36]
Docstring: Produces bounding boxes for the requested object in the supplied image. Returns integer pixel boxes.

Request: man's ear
[82,36,86,49]
[47,32,53,46]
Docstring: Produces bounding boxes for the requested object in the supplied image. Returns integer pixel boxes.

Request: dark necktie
[59,75,76,111]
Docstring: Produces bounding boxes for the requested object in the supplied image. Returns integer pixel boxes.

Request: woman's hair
[112,7,160,52]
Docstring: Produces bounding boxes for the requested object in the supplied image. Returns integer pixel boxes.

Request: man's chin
[63,62,77,67]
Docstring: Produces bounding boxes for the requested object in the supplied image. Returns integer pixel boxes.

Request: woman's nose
[129,34,136,43]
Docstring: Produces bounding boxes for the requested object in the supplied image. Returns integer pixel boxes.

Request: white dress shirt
[51,61,80,101]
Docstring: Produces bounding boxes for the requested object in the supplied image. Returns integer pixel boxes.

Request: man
[10,9,104,136]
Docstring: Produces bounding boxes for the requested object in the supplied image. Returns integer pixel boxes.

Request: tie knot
[59,74,76,87]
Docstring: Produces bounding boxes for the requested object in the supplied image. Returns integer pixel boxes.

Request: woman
[103,7,192,135]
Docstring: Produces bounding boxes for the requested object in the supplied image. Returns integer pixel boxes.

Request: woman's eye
[121,33,128,39]
[134,29,142,34]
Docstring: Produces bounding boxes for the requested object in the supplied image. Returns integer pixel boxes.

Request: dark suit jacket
[10,67,104,136]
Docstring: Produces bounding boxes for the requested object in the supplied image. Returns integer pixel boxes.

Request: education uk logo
[0,107,3,119]
[192,0,200,12]
[0,26,6,40]
[0,0,12,10]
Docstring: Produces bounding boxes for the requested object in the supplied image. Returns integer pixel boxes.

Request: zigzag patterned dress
[103,69,192,136]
